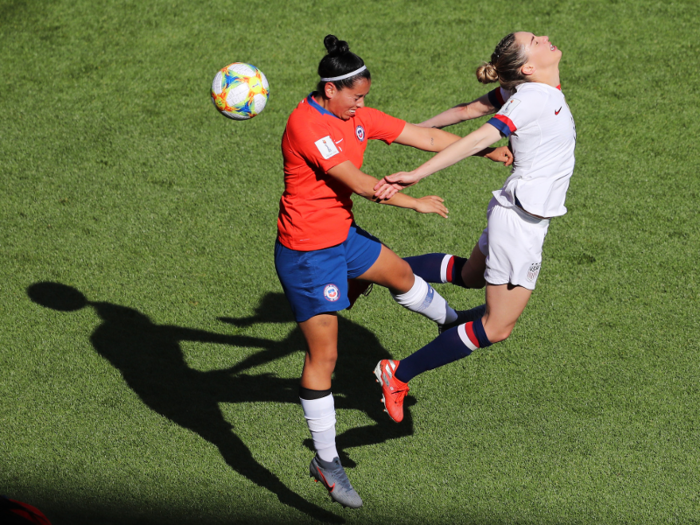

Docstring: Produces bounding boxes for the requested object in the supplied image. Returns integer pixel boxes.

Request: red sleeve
[285,110,349,173]
[358,107,406,144]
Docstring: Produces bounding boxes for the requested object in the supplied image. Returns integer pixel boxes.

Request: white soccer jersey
[487,83,576,218]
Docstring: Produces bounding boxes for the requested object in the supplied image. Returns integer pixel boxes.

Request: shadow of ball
[27,282,88,312]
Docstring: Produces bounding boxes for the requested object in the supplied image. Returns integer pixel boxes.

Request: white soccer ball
[211,63,269,120]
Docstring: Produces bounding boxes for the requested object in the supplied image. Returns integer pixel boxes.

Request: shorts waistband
[514,194,552,222]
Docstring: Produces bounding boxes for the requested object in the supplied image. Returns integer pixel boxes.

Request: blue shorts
[275,223,383,323]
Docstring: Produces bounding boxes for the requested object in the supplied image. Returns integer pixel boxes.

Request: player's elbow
[457,105,472,121]
[431,130,460,152]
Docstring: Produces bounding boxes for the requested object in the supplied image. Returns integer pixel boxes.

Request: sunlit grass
[1,0,699,523]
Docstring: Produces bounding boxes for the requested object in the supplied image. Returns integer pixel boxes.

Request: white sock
[391,275,457,325]
[300,394,338,462]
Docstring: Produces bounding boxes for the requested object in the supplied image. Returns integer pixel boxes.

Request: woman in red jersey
[276,34,511,508]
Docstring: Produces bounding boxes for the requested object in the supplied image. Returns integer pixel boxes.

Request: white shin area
[391,274,457,325]
[300,394,338,462]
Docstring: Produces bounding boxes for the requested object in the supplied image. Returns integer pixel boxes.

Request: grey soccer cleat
[438,304,487,334]
[309,456,363,508]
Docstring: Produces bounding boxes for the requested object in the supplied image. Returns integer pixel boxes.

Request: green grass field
[2,0,700,523]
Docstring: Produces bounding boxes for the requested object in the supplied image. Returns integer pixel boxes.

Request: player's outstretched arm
[326,161,448,218]
[396,122,512,166]
[393,123,461,152]
[373,122,503,200]
[416,93,497,129]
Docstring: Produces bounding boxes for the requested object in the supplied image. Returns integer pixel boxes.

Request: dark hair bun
[316,34,368,94]
[324,34,350,57]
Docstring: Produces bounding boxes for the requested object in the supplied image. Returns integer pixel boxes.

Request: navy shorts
[275,223,383,322]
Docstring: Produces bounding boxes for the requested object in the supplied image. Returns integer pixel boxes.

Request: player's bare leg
[459,242,487,289]
[482,283,532,343]
[298,314,362,508]
[355,244,414,294]
[298,314,339,469]
[299,314,338,391]
[359,245,458,327]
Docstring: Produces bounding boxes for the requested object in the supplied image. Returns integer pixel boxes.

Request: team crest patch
[355,125,365,142]
[324,284,340,302]
[526,262,541,283]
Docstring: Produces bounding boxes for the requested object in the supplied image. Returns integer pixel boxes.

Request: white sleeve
[487,89,545,137]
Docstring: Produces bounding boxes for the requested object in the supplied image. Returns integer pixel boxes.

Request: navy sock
[395,317,492,383]
[395,328,472,383]
[403,253,448,283]
[451,257,468,288]
[471,317,492,348]
[460,304,486,323]
[403,253,469,287]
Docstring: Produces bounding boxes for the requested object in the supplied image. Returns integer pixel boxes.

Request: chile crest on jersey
[355,125,365,142]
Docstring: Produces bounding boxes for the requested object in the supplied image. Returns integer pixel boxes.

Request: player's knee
[321,350,338,369]
[400,258,415,280]
[307,347,338,370]
[390,259,416,294]
[484,325,514,344]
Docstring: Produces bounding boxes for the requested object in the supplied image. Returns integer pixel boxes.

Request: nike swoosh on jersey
[334,138,344,144]
[555,107,562,115]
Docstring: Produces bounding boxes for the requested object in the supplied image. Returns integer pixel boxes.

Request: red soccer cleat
[374,359,410,423]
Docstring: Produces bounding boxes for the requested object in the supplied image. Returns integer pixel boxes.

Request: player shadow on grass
[27,282,341,524]
[217,292,415,464]
[27,283,414,523]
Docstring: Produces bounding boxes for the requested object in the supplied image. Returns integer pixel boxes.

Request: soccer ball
[211,63,269,120]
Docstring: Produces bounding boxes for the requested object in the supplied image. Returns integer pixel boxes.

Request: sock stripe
[472,317,493,348]
[440,255,455,283]
[440,254,453,283]
[457,323,479,351]
[299,387,332,400]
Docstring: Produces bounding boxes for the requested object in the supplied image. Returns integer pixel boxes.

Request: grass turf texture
[1,0,699,523]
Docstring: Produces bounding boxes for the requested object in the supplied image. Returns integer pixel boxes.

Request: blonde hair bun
[476,62,499,84]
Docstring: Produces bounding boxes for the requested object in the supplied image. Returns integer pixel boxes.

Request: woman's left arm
[374,122,504,200]
[395,122,512,165]
[416,93,497,129]
[393,123,461,152]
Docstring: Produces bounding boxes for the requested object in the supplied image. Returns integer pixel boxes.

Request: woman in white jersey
[372,32,576,424]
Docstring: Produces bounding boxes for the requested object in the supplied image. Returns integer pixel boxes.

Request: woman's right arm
[326,161,449,218]
[373,122,503,200]
[417,93,497,129]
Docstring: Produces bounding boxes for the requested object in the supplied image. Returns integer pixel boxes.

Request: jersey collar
[306,93,340,119]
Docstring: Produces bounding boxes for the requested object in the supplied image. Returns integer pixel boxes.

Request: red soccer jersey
[277,95,406,251]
